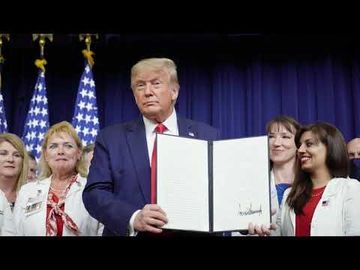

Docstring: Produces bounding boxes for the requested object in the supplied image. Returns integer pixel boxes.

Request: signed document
[156,134,271,233]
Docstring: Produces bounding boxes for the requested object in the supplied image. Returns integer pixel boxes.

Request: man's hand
[133,204,168,233]
[248,208,277,236]
[248,223,277,236]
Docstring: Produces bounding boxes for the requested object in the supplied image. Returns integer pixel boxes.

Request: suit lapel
[126,118,151,203]
[178,117,198,138]
[125,117,200,204]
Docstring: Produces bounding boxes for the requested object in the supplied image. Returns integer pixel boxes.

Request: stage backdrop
[2,33,359,142]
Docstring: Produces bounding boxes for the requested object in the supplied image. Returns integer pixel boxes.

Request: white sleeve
[343,180,360,236]
[1,200,17,236]
[270,175,280,224]
[128,210,141,236]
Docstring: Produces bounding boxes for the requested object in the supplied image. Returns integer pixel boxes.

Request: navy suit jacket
[83,116,220,236]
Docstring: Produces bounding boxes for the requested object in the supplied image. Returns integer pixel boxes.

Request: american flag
[72,63,99,146]
[0,91,8,133]
[22,71,49,160]
[0,62,8,133]
[321,200,330,207]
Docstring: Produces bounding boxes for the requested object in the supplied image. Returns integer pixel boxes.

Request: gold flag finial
[79,34,99,67]
[79,33,99,51]
[0,34,10,64]
[32,34,53,72]
[0,34,10,90]
[32,34,53,58]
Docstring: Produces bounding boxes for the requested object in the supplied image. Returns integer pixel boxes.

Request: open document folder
[156,134,271,233]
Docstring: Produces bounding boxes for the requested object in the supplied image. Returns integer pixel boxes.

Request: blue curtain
[2,34,359,142]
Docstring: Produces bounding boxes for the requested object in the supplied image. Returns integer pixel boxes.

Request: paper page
[212,136,270,231]
[156,134,210,232]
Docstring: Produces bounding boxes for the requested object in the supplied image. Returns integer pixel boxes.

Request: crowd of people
[0,57,359,237]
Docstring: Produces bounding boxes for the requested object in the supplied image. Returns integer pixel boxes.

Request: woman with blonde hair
[2,121,103,236]
[0,133,28,234]
[0,133,29,208]
[279,122,360,236]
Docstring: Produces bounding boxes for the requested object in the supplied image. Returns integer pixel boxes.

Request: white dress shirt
[143,109,179,165]
[129,109,179,235]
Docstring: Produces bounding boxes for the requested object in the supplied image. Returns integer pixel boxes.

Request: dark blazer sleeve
[83,124,141,236]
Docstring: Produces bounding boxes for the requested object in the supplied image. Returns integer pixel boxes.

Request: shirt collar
[143,109,177,135]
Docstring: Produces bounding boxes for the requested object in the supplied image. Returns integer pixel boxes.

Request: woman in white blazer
[279,176,360,236]
[250,122,360,236]
[0,133,29,210]
[2,121,103,236]
[276,122,360,236]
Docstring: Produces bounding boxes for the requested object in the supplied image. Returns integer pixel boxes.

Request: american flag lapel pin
[322,200,329,207]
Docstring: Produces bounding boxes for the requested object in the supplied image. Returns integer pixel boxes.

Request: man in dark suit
[347,137,360,181]
[83,58,219,236]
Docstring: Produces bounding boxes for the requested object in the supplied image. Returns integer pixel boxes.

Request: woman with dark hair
[250,122,360,236]
[277,122,360,236]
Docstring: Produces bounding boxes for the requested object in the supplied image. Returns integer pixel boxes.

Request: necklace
[49,185,66,198]
[49,185,65,192]
[50,174,77,194]
[50,182,69,190]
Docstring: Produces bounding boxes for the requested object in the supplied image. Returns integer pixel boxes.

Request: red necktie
[151,123,167,204]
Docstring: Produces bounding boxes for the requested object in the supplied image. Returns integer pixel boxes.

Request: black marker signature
[238,203,262,216]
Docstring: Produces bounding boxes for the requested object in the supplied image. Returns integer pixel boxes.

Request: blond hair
[0,133,29,191]
[83,143,95,154]
[131,57,180,94]
[38,121,87,179]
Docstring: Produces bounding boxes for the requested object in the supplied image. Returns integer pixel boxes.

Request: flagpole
[32,34,53,58]
[0,34,10,91]
[0,34,10,133]
[32,34,53,73]
[0,34,10,62]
